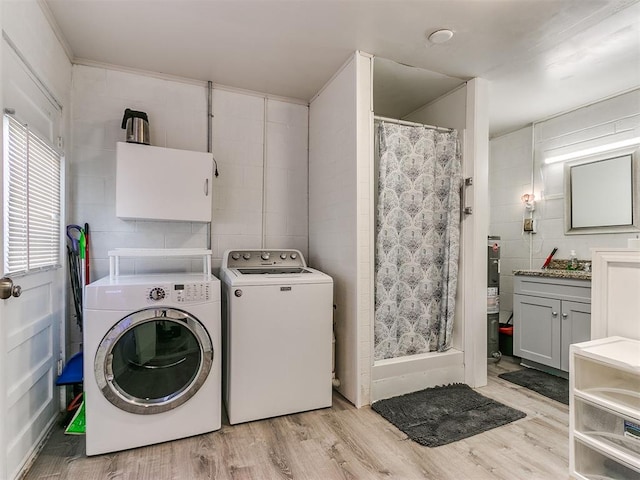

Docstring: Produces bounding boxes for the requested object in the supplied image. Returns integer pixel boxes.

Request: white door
[0,40,65,480]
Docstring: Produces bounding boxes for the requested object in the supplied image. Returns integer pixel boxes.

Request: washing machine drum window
[94,308,213,415]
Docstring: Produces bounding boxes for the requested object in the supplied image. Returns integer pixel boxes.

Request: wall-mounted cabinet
[514,275,591,372]
[116,142,213,222]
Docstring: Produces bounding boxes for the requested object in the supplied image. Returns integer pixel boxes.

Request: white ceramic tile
[72,202,136,233]
[264,236,308,257]
[214,161,244,187]
[72,65,107,98]
[134,258,192,275]
[71,175,106,205]
[89,230,165,260]
[265,168,288,213]
[70,146,116,177]
[91,258,119,280]
[105,69,169,105]
[191,223,209,235]
[265,212,287,237]
[134,221,192,233]
[72,94,124,123]
[164,113,207,152]
[165,83,207,113]
[267,99,308,126]
[213,89,264,121]
[216,235,261,256]
[72,120,106,149]
[243,165,264,190]
[210,208,251,236]
[160,232,207,254]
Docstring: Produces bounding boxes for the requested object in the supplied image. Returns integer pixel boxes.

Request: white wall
[211,90,309,258]
[309,53,367,406]
[71,65,308,275]
[490,89,640,318]
[70,65,308,353]
[489,126,534,316]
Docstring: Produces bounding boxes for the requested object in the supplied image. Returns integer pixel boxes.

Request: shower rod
[373,115,453,132]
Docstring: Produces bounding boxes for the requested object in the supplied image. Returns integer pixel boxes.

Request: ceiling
[43,0,640,137]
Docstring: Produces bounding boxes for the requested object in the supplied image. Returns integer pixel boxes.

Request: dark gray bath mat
[372,383,526,447]
[498,368,569,405]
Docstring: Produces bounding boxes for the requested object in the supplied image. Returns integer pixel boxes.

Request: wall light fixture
[521,193,535,211]
[544,136,640,164]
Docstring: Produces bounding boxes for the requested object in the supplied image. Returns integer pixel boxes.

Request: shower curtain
[374,122,462,360]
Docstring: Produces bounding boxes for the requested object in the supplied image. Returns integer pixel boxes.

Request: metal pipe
[206,81,213,252]
[261,98,268,249]
[373,114,453,132]
[207,81,213,153]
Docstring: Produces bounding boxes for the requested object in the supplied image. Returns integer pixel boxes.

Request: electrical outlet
[524,218,535,233]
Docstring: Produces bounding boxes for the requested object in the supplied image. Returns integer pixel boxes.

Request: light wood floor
[23,358,570,480]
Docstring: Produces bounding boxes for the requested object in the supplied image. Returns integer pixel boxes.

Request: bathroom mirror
[564,146,640,234]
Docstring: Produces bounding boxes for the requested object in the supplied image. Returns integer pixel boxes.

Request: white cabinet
[570,336,640,479]
[514,275,591,372]
[116,142,213,222]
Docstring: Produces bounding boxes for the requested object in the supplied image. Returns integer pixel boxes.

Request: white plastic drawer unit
[116,142,213,222]
[573,440,640,479]
[573,354,640,415]
[574,398,640,462]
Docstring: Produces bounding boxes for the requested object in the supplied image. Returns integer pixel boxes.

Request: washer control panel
[146,282,211,304]
[225,249,306,268]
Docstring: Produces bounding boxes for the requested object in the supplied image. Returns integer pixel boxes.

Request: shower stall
[309,52,489,407]
[373,118,462,359]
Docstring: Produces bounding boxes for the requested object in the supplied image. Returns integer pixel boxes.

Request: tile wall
[490,89,640,318]
[69,65,308,351]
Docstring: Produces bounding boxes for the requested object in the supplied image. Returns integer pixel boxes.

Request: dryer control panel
[173,282,211,303]
[145,283,211,304]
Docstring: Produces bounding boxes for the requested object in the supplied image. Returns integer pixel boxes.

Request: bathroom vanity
[513,269,591,374]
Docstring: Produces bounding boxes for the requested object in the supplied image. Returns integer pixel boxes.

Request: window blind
[3,115,61,275]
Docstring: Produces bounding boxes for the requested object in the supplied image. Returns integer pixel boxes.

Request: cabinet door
[560,300,591,372]
[116,142,213,222]
[514,294,561,368]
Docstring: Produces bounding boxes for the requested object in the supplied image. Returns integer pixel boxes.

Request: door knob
[0,277,22,299]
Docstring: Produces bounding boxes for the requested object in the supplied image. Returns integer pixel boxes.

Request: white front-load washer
[220,249,333,425]
[83,273,221,455]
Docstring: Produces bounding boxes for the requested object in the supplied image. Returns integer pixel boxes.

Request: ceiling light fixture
[428,29,454,44]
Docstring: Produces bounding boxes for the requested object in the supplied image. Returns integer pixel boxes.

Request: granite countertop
[512,269,591,280]
[513,259,592,280]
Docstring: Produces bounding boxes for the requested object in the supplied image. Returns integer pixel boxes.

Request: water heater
[487,236,501,361]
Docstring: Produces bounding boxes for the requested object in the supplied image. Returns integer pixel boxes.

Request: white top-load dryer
[219,249,333,424]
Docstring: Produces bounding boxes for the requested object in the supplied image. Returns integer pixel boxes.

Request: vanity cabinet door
[514,294,561,369]
[560,300,591,372]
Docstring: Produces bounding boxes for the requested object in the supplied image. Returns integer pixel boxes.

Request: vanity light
[544,136,640,164]
[521,193,535,211]
[520,193,536,212]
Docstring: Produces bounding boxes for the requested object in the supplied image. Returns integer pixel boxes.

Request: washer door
[94,307,213,414]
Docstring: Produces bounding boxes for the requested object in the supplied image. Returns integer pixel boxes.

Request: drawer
[573,439,640,479]
[574,356,640,415]
[575,398,640,464]
[514,275,591,302]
